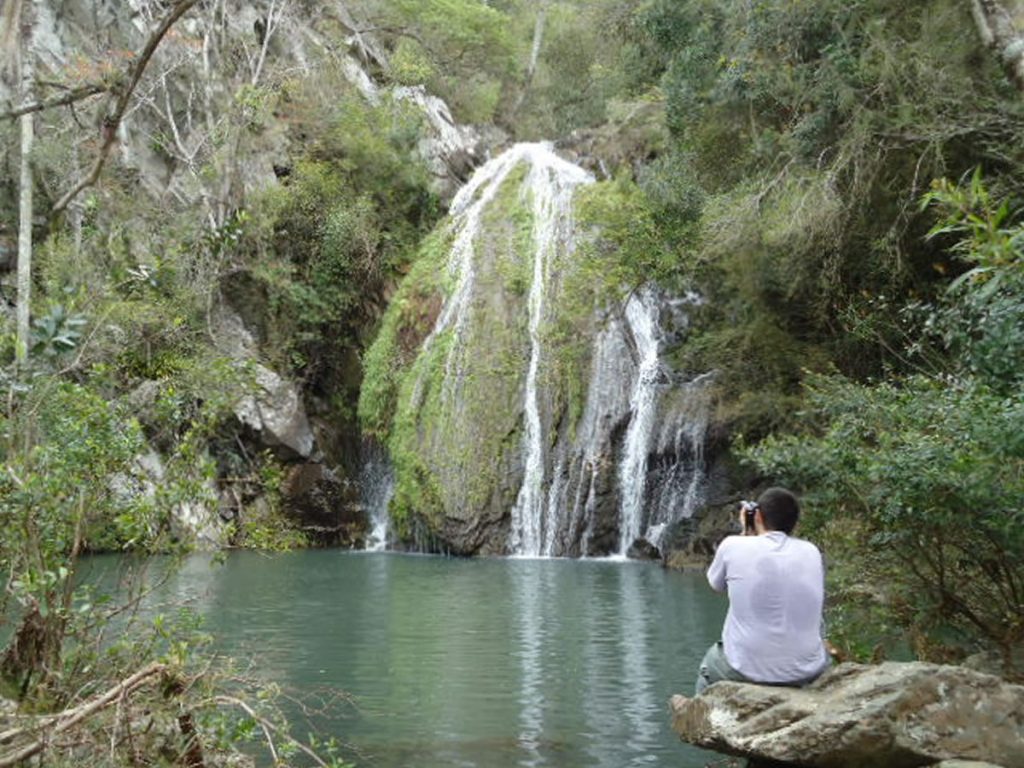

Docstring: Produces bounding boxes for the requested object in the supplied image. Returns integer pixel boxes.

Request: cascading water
[414,145,549,371]
[616,289,665,556]
[371,140,714,558]
[360,439,395,552]
[407,142,592,557]
[509,151,594,557]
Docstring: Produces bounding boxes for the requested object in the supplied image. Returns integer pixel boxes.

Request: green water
[101,551,727,767]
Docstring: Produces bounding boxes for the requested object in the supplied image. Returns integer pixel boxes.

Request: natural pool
[92,551,728,768]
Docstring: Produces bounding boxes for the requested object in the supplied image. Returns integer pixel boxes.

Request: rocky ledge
[669,661,1024,768]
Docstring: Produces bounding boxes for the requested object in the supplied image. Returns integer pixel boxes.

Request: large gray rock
[215,309,316,460]
[235,364,316,459]
[670,662,1024,768]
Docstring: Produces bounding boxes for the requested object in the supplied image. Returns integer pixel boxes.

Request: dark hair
[756,487,800,534]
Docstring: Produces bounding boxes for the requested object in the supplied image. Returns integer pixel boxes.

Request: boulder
[670,662,1024,768]
[235,363,316,459]
[626,537,661,560]
[214,309,316,460]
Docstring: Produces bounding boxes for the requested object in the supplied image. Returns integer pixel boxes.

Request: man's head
[756,487,800,534]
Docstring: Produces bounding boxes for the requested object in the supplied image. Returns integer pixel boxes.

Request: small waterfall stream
[360,440,395,552]
[616,289,665,556]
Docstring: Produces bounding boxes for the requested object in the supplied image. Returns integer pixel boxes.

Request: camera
[740,500,759,533]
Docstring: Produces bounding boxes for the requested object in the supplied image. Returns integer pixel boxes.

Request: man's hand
[738,501,758,535]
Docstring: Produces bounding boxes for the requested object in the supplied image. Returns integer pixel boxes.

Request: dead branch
[1,83,109,121]
[51,0,203,215]
[250,0,287,86]
[0,662,167,767]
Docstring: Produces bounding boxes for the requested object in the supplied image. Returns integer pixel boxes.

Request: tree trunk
[15,2,34,365]
[971,0,1024,92]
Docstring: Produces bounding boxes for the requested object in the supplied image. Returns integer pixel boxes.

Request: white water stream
[616,289,665,556]
[360,440,395,552]
[507,146,593,557]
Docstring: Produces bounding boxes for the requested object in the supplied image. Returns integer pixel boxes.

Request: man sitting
[695,487,830,694]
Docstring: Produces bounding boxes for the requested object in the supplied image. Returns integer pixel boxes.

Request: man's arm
[706,538,730,592]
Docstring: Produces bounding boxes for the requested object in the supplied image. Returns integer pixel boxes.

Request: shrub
[746,374,1024,676]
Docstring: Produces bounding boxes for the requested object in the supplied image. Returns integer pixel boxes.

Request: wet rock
[626,538,660,560]
[281,463,364,546]
[670,662,1024,768]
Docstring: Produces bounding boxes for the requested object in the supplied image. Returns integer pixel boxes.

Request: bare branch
[0,662,167,767]
[51,0,203,215]
[250,0,287,87]
[1,83,108,121]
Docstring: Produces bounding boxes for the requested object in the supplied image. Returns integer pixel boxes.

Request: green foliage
[390,37,437,85]
[511,2,627,136]
[634,0,1024,424]
[1,383,154,560]
[358,226,453,441]
[921,170,1024,391]
[575,174,690,300]
[246,90,438,387]
[743,179,1024,679]
[357,224,455,539]
[746,374,1024,675]
[383,0,517,122]
[31,305,87,359]
[386,329,452,538]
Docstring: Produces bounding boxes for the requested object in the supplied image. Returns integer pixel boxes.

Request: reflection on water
[84,551,726,768]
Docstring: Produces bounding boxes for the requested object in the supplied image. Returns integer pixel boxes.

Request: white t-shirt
[706,531,829,683]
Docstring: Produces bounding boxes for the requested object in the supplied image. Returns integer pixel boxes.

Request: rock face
[280,463,363,546]
[214,309,316,461]
[670,662,1024,768]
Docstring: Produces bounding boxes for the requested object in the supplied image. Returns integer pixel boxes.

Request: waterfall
[408,146,530,411]
[373,141,714,559]
[360,439,395,552]
[507,147,593,557]
[646,372,713,549]
[616,289,665,556]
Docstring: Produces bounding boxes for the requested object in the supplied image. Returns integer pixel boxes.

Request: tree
[1,0,202,363]
[12,0,34,365]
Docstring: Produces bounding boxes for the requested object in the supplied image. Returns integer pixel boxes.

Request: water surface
[100,551,727,768]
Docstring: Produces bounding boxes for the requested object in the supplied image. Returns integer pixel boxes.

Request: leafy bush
[921,169,1024,392]
[747,374,1024,675]
[744,176,1024,678]
[635,0,1024,416]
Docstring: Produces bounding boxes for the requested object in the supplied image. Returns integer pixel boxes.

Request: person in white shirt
[695,487,830,694]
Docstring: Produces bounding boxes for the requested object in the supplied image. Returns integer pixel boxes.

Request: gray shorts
[695,641,828,695]
[695,641,750,695]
